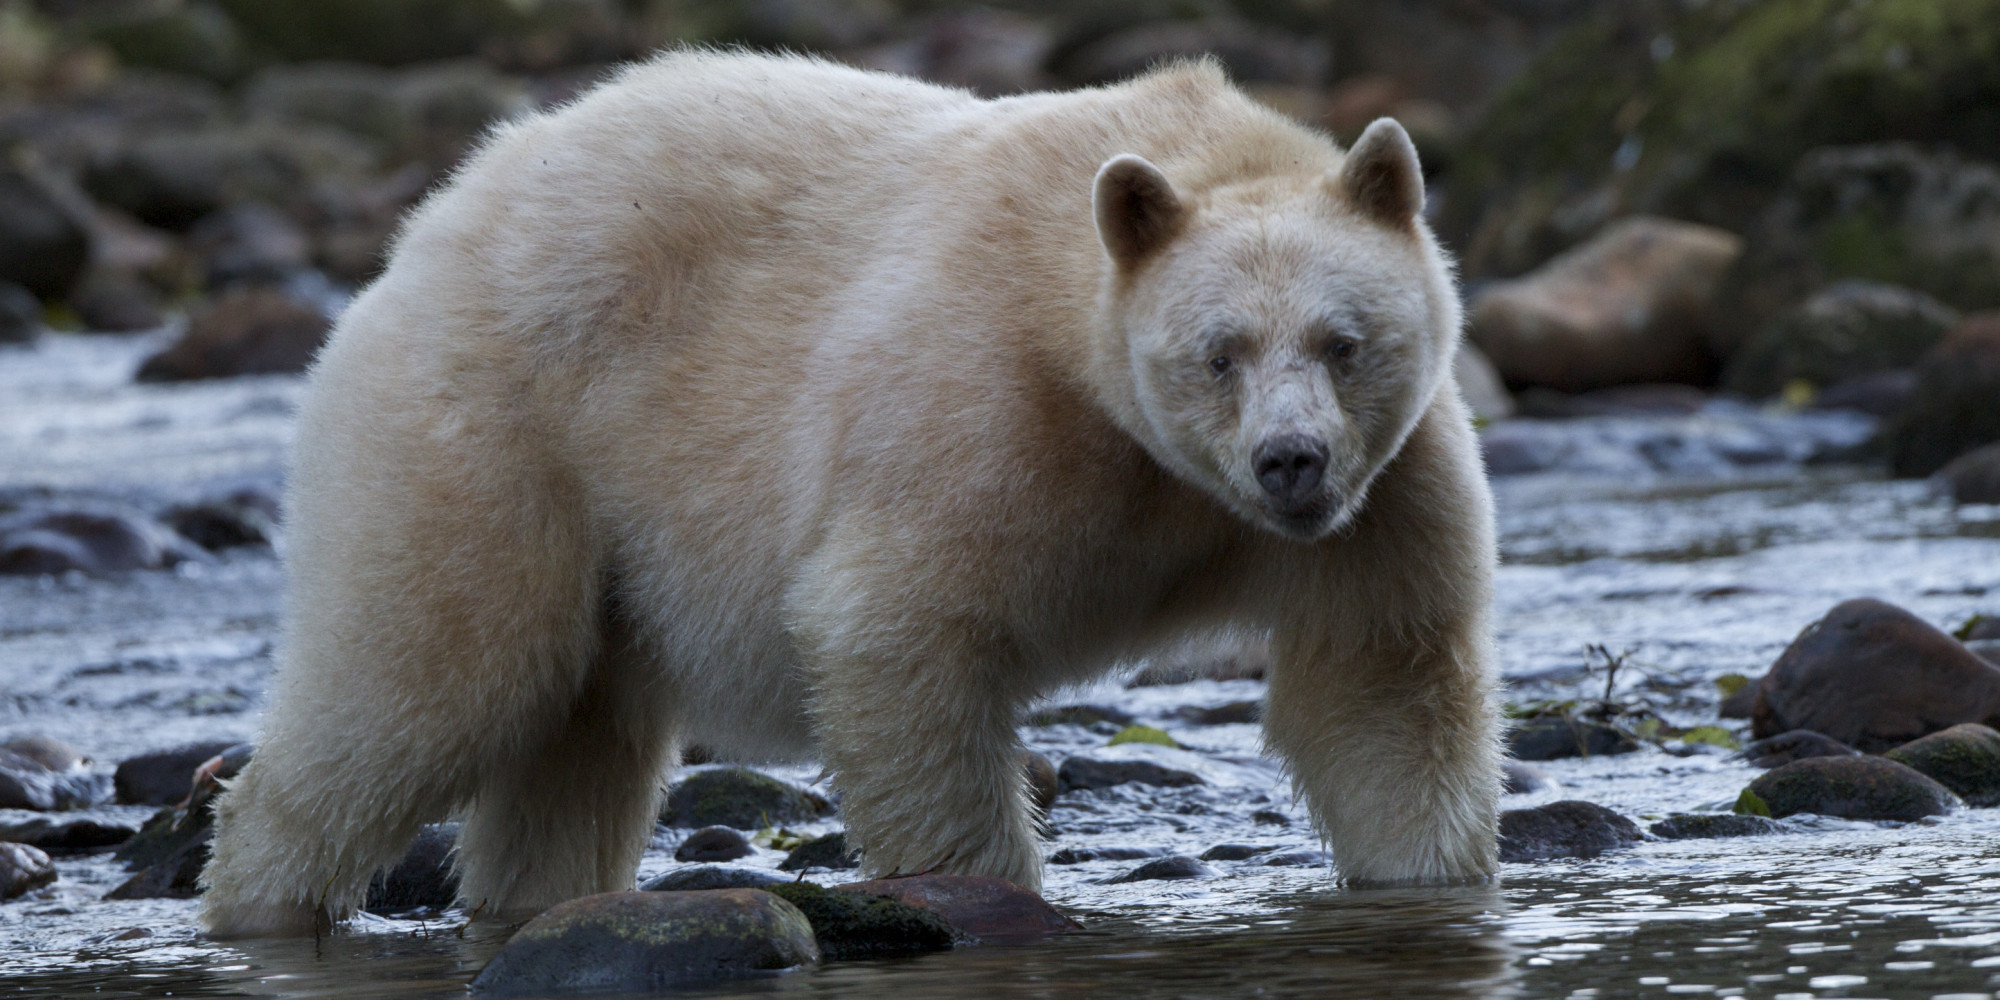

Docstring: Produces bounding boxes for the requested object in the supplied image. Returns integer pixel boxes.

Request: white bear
[200,50,1501,937]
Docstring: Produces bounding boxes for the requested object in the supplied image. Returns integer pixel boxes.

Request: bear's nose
[1253,434,1329,505]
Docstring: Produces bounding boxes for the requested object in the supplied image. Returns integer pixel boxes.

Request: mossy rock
[764,880,957,961]
[1885,723,2000,807]
[661,768,832,829]
[1648,813,1785,839]
[778,832,857,872]
[1746,755,1960,821]
[1506,716,1640,761]
[1445,0,2000,280]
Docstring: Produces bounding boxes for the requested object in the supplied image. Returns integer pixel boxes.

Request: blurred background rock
[2,0,1997,480]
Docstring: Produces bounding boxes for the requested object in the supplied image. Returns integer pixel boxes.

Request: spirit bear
[201,50,1501,937]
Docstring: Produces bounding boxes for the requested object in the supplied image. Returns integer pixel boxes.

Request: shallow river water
[4,332,2000,999]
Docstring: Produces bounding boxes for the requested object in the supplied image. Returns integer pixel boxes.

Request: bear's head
[1091,118,1461,541]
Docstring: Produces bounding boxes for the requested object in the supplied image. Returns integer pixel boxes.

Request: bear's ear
[1332,118,1423,228]
[1094,154,1187,269]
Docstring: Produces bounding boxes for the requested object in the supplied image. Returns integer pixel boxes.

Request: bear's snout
[1253,433,1330,510]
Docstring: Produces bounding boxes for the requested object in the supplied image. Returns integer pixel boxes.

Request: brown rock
[469,890,819,993]
[834,874,1078,943]
[1737,729,1859,769]
[68,267,166,332]
[1936,442,2000,505]
[1751,599,2000,752]
[1888,312,2000,477]
[1747,755,1959,821]
[136,287,329,381]
[1468,217,1742,392]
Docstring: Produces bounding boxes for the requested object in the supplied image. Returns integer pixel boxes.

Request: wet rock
[0,843,56,900]
[1497,800,1642,862]
[0,816,136,852]
[836,874,1077,942]
[1502,760,1553,795]
[104,835,208,899]
[1724,281,1959,400]
[1974,641,2000,668]
[1198,844,1267,862]
[1936,443,2000,505]
[3,737,83,773]
[1888,312,2000,477]
[0,282,38,344]
[1261,849,1328,867]
[67,267,165,332]
[1750,599,2000,751]
[1455,342,1516,421]
[1047,845,1166,865]
[187,203,311,289]
[676,826,755,864]
[1647,813,1786,840]
[1104,855,1217,883]
[136,286,331,382]
[1022,750,1057,819]
[1058,18,1329,88]
[1718,681,1760,720]
[0,507,206,576]
[1056,755,1203,793]
[1747,755,1960,822]
[468,889,819,994]
[0,749,108,811]
[1027,704,1133,728]
[1468,217,1742,393]
[660,768,832,829]
[83,128,294,231]
[1177,700,1262,726]
[165,487,281,551]
[365,824,459,913]
[113,740,240,805]
[1506,717,1640,761]
[1885,723,2000,808]
[765,880,957,961]
[1964,617,2000,642]
[1738,730,1860,770]
[640,866,788,892]
[1250,809,1290,826]
[777,831,856,872]
[0,160,91,302]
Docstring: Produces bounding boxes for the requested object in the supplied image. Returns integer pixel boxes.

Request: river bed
[3,331,2000,999]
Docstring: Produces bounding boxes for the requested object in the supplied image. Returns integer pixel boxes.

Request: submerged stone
[1055,756,1202,793]
[765,880,957,961]
[1738,729,1861,769]
[469,890,818,993]
[778,832,857,872]
[1648,813,1786,839]
[1104,855,1217,883]
[1047,845,1165,864]
[0,815,136,852]
[1498,800,1641,862]
[365,824,459,913]
[835,874,1078,942]
[1747,755,1960,821]
[1885,723,2000,807]
[1198,844,1268,861]
[660,768,832,829]
[676,826,755,864]
[640,866,788,892]
[1507,717,1640,761]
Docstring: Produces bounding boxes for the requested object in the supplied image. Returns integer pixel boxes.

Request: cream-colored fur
[199,50,1501,937]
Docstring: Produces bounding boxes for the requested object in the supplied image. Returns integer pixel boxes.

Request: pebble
[778,831,856,872]
[675,826,755,863]
[1884,723,2000,807]
[659,768,832,829]
[0,843,56,900]
[765,880,957,961]
[468,890,819,993]
[1177,700,1262,725]
[1737,729,1861,769]
[1648,813,1787,839]
[1751,598,2000,751]
[1261,849,1328,867]
[834,874,1078,942]
[1497,801,1642,862]
[1198,844,1267,861]
[640,866,788,892]
[365,823,459,913]
[1506,717,1640,761]
[1103,855,1218,883]
[1055,756,1203,793]
[1746,755,1960,822]
[113,740,240,805]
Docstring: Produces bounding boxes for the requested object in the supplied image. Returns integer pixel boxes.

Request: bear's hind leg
[454,634,677,921]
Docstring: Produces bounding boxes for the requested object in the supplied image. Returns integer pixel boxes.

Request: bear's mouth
[1260,493,1343,540]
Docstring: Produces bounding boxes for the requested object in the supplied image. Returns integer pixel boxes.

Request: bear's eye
[1207,355,1233,376]
[1328,337,1361,364]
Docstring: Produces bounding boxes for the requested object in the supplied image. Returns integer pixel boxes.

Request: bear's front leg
[790,550,1043,890]
[1261,399,1503,887]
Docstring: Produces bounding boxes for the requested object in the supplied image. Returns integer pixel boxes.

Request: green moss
[1732,787,1772,818]
[1885,724,2000,807]
[1107,725,1179,749]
